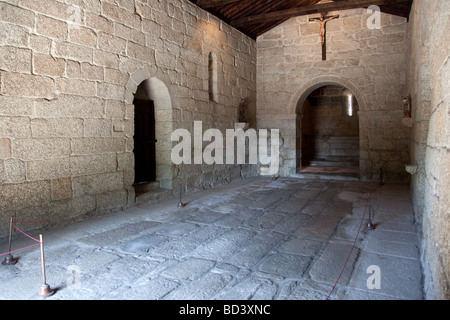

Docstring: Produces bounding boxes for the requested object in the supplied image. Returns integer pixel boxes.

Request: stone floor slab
[0,177,424,300]
[363,238,420,259]
[277,238,323,256]
[106,277,181,300]
[258,253,312,278]
[165,272,234,300]
[348,251,424,300]
[120,234,169,253]
[309,242,359,285]
[190,228,258,261]
[161,258,216,281]
[226,231,286,268]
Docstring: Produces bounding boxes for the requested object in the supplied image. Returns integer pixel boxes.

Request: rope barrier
[15,184,183,226]
[2,177,370,299]
[11,223,41,243]
[1,216,54,297]
[14,209,131,225]
[0,243,41,257]
[0,178,250,253]
[1,222,42,256]
[1,177,276,256]
[326,193,372,300]
[1,219,42,266]
[0,177,277,264]
[11,179,264,226]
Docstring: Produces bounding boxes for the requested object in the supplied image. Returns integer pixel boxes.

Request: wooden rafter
[196,0,241,9]
[231,0,412,27]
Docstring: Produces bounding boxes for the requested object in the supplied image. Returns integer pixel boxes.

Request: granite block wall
[0,0,257,237]
[256,8,410,182]
[407,0,450,300]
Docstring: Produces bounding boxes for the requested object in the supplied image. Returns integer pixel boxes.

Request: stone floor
[0,177,424,300]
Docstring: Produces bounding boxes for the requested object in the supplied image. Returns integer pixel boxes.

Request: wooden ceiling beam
[196,0,241,9]
[231,0,412,27]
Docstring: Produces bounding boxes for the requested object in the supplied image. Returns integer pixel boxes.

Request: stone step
[293,172,360,181]
[308,159,360,167]
[135,187,175,205]
[329,136,360,141]
[134,181,176,204]
[134,181,161,194]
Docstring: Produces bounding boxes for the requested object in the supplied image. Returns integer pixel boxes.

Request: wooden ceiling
[189,0,413,39]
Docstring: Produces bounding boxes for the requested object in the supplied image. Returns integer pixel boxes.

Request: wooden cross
[309,14,339,61]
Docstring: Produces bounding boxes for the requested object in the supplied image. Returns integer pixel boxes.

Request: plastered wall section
[0,0,257,237]
[256,8,410,182]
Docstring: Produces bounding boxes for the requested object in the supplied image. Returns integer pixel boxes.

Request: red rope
[0,223,42,258]
[0,180,272,260]
[0,243,41,257]
[16,210,126,225]
[326,193,371,300]
[15,183,188,225]
[14,182,244,225]
[11,223,41,243]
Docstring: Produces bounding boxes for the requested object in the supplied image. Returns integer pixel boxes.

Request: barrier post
[2,216,17,265]
[379,166,384,186]
[367,198,376,230]
[178,183,186,207]
[37,234,54,298]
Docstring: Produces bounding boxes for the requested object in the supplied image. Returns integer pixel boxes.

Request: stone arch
[290,75,367,177]
[125,67,175,191]
[289,75,368,115]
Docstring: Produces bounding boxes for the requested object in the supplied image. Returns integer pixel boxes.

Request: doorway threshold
[294,165,360,181]
[134,181,174,204]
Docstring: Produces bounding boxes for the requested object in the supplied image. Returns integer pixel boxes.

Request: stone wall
[407,0,450,300]
[256,8,410,182]
[0,0,257,238]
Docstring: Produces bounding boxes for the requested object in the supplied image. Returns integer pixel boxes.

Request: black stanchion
[379,166,384,186]
[2,217,17,266]
[178,184,186,208]
[367,195,376,230]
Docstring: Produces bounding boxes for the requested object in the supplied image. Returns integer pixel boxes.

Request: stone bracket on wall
[402,117,412,127]
[405,164,418,175]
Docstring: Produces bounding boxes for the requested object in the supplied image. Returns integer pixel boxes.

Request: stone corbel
[235,122,250,130]
[405,165,418,175]
[402,117,412,127]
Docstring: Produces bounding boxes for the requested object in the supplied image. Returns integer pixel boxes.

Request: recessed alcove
[296,85,360,178]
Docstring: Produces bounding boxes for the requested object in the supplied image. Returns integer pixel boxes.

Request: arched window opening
[208,51,218,102]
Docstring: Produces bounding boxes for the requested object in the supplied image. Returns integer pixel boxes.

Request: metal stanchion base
[178,202,186,208]
[1,254,17,265]
[367,222,376,230]
[37,284,54,298]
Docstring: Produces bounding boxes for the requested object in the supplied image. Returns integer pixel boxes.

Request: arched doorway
[134,83,156,185]
[128,72,174,197]
[296,85,360,178]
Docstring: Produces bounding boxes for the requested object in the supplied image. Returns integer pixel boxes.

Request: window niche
[343,90,356,117]
[208,51,218,103]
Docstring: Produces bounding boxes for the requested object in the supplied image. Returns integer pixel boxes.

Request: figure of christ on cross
[309,14,339,60]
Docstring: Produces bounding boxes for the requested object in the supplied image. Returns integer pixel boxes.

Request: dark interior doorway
[297,85,360,178]
[134,99,157,185]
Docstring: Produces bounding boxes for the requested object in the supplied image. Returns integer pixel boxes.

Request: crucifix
[309,14,339,61]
